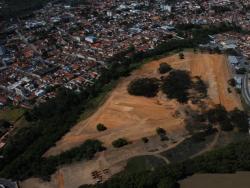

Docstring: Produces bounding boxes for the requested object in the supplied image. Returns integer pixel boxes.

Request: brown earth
[180,172,250,188]
[20,52,242,188]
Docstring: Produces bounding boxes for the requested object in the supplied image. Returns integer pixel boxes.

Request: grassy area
[214,130,250,149]
[0,107,26,123]
[124,155,168,173]
[160,133,217,163]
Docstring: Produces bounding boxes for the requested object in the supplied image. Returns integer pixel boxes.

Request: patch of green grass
[125,155,167,173]
[0,107,26,123]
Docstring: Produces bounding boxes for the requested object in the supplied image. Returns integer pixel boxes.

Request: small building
[228,56,238,65]
[85,36,97,43]
[160,5,172,12]
[234,75,242,89]
[0,178,18,188]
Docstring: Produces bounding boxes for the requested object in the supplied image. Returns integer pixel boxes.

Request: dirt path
[56,170,64,188]
[190,128,221,158]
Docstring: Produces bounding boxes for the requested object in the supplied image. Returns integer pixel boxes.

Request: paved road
[241,74,250,106]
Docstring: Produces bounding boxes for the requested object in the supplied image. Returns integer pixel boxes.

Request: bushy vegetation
[127,78,159,97]
[0,120,11,137]
[162,70,192,103]
[179,53,184,59]
[96,123,107,131]
[142,137,149,143]
[0,0,50,18]
[200,105,248,132]
[228,78,236,87]
[156,127,168,141]
[192,76,208,98]
[112,138,128,148]
[1,139,104,180]
[156,127,166,135]
[41,140,104,180]
[158,63,172,74]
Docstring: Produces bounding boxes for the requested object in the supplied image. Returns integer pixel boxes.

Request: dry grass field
[20,52,242,188]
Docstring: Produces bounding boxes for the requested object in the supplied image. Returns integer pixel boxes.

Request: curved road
[241,74,250,106]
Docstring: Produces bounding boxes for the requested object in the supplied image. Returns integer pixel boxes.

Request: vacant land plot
[180,172,250,188]
[0,107,25,123]
[21,52,242,188]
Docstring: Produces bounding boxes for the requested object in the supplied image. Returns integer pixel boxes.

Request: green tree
[96,123,107,131]
[128,78,159,97]
[112,138,128,148]
[159,63,172,74]
[161,70,192,103]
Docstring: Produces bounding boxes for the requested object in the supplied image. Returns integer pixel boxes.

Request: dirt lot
[180,172,250,188]
[20,52,242,188]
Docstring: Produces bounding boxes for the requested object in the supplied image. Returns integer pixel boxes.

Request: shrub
[158,63,172,74]
[156,128,166,135]
[142,137,149,143]
[112,138,128,148]
[229,108,249,132]
[220,120,234,131]
[192,77,207,97]
[179,53,184,59]
[128,78,159,97]
[228,78,236,87]
[96,123,107,131]
[236,68,246,74]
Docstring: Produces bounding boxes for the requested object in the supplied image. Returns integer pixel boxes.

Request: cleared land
[180,172,250,188]
[20,52,242,188]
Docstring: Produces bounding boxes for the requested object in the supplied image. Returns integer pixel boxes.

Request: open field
[20,52,242,188]
[0,107,25,123]
[180,172,250,188]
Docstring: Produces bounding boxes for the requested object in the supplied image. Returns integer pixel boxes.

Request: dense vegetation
[162,70,192,103]
[127,78,159,97]
[96,123,107,131]
[38,140,104,180]
[0,120,11,137]
[112,138,129,148]
[0,0,50,18]
[158,63,172,74]
[0,0,89,18]
[205,105,248,132]
[0,23,242,181]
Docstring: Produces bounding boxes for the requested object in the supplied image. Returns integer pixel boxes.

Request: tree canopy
[162,70,192,103]
[128,78,159,97]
